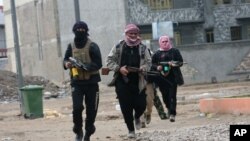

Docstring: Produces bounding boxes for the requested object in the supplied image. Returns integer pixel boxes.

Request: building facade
[0,5,7,59]
[0,5,6,50]
[3,0,250,85]
[127,0,250,46]
[126,0,250,84]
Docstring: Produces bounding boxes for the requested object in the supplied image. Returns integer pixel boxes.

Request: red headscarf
[159,35,172,51]
[124,24,141,46]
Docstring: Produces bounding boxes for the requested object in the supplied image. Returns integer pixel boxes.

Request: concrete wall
[0,6,5,49]
[4,0,65,85]
[58,0,126,84]
[0,58,8,70]
[3,0,126,85]
[151,40,250,84]
[213,4,250,42]
[0,26,5,48]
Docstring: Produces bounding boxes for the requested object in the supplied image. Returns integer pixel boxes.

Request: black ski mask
[72,21,89,48]
[74,30,88,38]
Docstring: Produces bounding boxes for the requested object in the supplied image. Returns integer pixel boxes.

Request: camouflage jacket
[106,40,151,92]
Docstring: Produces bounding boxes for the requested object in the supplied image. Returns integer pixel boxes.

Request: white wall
[0,6,3,25]
[0,6,5,49]
[58,0,127,83]
[3,0,127,85]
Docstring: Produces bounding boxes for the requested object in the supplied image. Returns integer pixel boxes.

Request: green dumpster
[20,85,44,118]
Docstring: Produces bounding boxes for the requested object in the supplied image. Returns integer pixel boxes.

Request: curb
[199,98,250,114]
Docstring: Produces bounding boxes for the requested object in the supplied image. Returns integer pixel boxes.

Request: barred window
[174,31,181,45]
[214,0,231,5]
[244,0,250,3]
[144,0,172,10]
[138,24,152,40]
[247,26,250,39]
[231,26,242,41]
[205,29,214,43]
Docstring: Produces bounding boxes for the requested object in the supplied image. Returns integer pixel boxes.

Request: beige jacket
[106,41,151,93]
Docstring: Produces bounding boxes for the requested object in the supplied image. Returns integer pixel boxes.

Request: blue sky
[0,0,2,6]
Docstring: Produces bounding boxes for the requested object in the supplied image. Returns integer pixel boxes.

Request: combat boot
[84,125,96,141]
[75,130,83,141]
[73,126,83,141]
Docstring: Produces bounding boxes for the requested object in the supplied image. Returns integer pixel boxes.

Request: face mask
[75,31,87,38]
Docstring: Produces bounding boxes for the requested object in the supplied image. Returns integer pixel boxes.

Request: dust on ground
[0,70,250,141]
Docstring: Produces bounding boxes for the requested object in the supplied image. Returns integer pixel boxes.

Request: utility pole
[74,0,80,21]
[10,0,24,115]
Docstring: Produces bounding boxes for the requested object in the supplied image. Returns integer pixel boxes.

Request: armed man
[63,21,102,141]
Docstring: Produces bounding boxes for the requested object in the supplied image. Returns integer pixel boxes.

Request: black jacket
[151,48,184,86]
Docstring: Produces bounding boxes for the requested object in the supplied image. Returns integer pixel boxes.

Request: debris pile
[0,70,69,103]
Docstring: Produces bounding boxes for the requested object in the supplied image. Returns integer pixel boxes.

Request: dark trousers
[158,83,177,115]
[115,80,146,132]
[71,83,99,134]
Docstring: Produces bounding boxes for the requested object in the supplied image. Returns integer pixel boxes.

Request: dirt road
[0,81,250,141]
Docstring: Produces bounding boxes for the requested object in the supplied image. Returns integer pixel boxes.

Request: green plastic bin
[20,85,44,118]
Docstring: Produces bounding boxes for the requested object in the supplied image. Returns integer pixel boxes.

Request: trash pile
[0,70,70,103]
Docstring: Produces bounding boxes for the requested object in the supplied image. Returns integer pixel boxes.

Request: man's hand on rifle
[159,61,184,67]
[157,65,162,71]
[68,57,88,70]
[157,62,173,77]
[65,61,73,69]
[120,65,128,76]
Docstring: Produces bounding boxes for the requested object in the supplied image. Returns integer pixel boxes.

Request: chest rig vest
[70,39,98,80]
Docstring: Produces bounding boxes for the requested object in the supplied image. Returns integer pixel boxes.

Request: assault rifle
[126,66,160,76]
[102,66,173,85]
[101,66,159,76]
[158,61,186,75]
[159,61,187,67]
[69,57,88,70]
[122,66,160,83]
[126,66,175,86]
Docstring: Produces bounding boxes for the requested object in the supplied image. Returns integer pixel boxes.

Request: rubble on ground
[0,70,70,103]
[136,122,236,141]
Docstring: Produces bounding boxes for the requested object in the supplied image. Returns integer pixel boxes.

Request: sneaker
[75,130,83,141]
[127,131,136,139]
[134,118,141,130]
[146,114,151,124]
[170,115,175,122]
